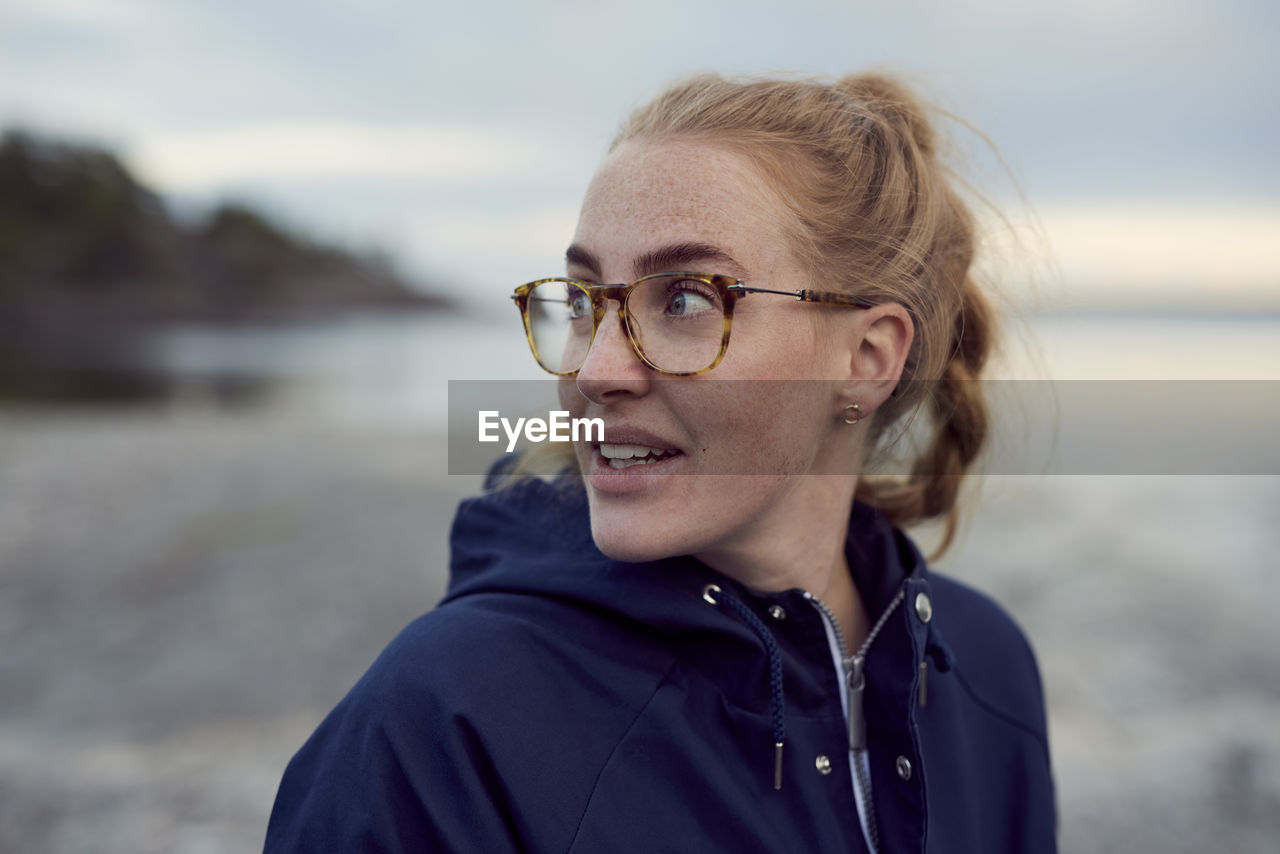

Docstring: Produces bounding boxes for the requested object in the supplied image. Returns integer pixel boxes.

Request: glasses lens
[628,275,726,373]
[526,280,594,373]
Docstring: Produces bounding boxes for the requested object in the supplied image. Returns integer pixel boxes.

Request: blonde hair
[521,72,997,555]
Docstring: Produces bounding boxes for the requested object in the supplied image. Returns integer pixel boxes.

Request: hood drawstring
[702,584,787,791]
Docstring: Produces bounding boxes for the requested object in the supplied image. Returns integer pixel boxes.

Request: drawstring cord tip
[773,742,784,791]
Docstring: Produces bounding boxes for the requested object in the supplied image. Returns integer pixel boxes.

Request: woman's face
[559,138,872,569]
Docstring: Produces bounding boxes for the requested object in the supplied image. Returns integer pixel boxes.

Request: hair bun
[835,72,937,157]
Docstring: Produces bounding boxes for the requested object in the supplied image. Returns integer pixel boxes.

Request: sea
[143,309,1280,406]
[139,308,1280,476]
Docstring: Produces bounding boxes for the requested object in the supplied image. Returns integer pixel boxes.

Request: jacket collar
[445,475,933,661]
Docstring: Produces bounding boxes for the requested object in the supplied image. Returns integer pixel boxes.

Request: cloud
[980,202,1280,309]
[406,207,578,257]
[399,206,582,307]
[1036,203,1280,300]
[2,0,152,27]
[127,122,556,190]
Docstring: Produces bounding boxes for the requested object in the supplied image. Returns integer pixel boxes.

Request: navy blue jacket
[266,476,1056,852]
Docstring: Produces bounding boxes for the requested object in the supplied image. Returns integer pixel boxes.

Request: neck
[696,475,870,653]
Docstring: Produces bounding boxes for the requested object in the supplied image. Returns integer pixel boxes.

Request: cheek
[688,382,834,475]
[729,310,846,381]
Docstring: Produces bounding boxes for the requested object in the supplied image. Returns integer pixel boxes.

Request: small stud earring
[843,403,862,425]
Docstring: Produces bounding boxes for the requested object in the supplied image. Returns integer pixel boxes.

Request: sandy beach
[1,407,1277,852]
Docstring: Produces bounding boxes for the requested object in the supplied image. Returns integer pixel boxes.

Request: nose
[573,300,652,403]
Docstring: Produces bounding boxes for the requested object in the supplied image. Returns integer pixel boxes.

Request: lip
[583,423,686,495]
[597,424,683,451]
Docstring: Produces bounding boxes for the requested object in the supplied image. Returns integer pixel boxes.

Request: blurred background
[1,1,1277,851]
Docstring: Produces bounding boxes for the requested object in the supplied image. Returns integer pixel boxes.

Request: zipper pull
[846,654,867,751]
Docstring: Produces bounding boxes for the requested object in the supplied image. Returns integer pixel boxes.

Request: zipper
[806,587,904,751]
[806,586,905,854]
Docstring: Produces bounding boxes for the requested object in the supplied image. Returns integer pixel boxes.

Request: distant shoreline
[1028,305,1280,322]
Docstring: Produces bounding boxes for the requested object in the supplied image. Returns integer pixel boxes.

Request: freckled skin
[558,139,910,609]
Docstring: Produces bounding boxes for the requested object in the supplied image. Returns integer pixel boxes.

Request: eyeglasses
[511,271,875,376]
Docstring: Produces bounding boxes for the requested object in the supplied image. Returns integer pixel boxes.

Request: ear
[841,302,914,415]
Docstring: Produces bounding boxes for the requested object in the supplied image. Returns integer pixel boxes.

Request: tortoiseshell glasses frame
[511,271,876,377]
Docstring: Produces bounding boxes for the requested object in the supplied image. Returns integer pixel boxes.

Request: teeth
[608,457,653,469]
[599,442,679,469]
[600,443,674,460]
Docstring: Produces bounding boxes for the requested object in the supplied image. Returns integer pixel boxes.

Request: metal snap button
[815,755,833,775]
[768,605,786,621]
[914,592,933,624]
[896,755,913,781]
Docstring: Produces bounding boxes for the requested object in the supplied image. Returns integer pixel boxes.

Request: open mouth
[598,443,682,470]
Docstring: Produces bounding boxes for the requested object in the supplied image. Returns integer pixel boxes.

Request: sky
[1,0,1277,314]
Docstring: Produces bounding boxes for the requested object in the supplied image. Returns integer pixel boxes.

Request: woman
[267,72,1056,853]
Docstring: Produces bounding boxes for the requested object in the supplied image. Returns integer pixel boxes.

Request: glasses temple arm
[732,285,876,309]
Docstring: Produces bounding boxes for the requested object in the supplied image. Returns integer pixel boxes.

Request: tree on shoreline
[0,129,448,400]
[0,129,446,326]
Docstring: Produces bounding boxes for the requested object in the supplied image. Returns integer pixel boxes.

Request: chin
[586,498,701,564]
[588,517,675,564]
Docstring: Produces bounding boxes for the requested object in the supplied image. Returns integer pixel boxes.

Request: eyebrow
[565,241,747,281]
[564,244,601,277]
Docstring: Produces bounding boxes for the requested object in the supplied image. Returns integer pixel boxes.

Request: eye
[568,290,592,319]
[664,280,719,317]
